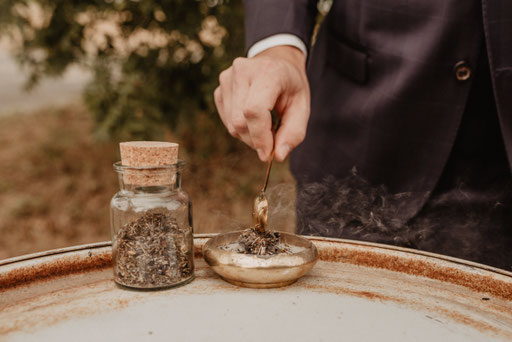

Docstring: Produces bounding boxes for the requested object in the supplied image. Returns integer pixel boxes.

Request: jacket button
[454,61,471,81]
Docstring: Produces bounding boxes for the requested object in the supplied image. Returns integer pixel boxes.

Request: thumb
[273,94,310,162]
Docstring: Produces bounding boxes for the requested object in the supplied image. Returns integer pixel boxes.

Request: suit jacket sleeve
[243,0,318,54]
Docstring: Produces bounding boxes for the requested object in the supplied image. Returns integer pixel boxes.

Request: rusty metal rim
[1,234,510,278]
[306,235,512,277]
[0,242,112,267]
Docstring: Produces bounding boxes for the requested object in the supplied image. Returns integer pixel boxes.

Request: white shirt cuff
[247,33,308,58]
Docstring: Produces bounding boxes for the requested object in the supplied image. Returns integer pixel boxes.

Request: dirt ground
[0,105,295,259]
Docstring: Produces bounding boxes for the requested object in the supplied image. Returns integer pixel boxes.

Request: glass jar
[110,161,194,289]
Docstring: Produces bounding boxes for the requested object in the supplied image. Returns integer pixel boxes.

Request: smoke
[409,185,512,270]
[295,168,512,271]
[267,183,297,233]
[196,209,246,234]
[296,168,429,243]
[197,183,297,234]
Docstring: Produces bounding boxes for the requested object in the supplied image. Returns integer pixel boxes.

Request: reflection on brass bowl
[202,231,319,288]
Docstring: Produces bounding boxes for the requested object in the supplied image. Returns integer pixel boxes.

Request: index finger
[242,75,282,161]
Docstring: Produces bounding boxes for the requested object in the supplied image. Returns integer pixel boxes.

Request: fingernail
[256,149,265,161]
[278,145,290,160]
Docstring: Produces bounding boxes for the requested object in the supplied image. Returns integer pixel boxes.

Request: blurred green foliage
[0,0,244,141]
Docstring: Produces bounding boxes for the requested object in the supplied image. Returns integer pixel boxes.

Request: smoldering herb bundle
[114,212,193,287]
[221,227,292,256]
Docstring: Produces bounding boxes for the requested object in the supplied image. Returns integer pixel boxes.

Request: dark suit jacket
[244,0,512,219]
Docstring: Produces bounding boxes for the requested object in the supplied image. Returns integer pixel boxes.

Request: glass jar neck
[118,171,182,193]
[114,161,185,193]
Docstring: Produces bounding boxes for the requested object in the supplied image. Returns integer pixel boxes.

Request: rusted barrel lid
[1,236,511,341]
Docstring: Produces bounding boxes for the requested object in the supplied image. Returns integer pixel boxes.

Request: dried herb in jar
[114,212,193,288]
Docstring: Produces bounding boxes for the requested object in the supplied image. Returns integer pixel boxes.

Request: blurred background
[0,0,337,259]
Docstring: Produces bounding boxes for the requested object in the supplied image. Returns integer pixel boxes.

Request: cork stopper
[119,141,179,186]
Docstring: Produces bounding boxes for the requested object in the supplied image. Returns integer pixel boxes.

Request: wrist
[254,46,306,71]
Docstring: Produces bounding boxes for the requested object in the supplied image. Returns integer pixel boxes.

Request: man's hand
[214,46,310,162]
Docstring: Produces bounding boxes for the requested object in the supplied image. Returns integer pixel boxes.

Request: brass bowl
[202,231,319,288]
